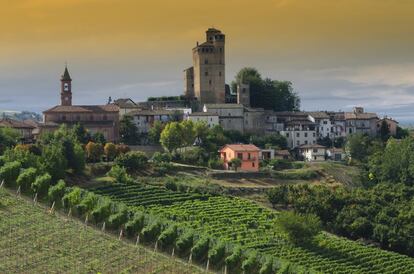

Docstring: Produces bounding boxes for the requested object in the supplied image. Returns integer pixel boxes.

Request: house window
[252,162,255,167]
[305,140,308,145]
[248,153,251,160]
[219,71,222,77]
[237,153,243,160]
[304,133,308,137]
[209,80,212,85]
[313,149,318,153]
[205,71,208,76]
[297,140,300,146]
[296,133,300,137]
[286,133,289,137]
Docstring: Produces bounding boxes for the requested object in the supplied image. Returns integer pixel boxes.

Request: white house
[187,112,219,128]
[298,144,327,162]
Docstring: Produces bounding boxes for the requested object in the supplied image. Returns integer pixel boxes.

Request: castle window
[209,80,212,85]
[205,71,208,76]
[219,71,222,77]
[205,59,208,64]
[220,47,222,52]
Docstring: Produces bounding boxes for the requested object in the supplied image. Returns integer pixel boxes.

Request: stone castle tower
[184,28,226,105]
[60,66,72,106]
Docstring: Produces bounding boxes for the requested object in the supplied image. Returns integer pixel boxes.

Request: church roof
[61,66,72,81]
[43,104,119,114]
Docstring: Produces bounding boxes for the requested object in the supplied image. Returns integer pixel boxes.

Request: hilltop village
[1,28,400,166]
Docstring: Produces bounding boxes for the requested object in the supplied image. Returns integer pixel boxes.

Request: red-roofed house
[219,144,260,172]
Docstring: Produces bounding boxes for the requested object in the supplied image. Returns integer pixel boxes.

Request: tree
[345,133,371,164]
[119,115,139,145]
[229,158,242,171]
[148,121,165,145]
[92,132,106,144]
[72,123,91,144]
[104,143,118,161]
[160,122,184,152]
[0,127,21,154]
[85,141,103,162]
[275,211,321,244]
[396,126,409,139]
[231,67,300,111]
[72,143,86,174]
[379,120,391,142]
[41,142,68,180]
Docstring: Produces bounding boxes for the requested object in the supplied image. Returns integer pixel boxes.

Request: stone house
[377,117,398,136]
[0,118,36,143]
[345,107,378,136]
[127,109,182,134]
[187,112,219,128]
[203,103,244,132]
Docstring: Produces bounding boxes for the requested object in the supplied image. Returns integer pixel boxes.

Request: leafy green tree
[90,197,113,224]
[379,120,391,142]
[160,122,185,152]
[148,121,165,145]
[396,126,409,139]
[92,132,106,144]
[0,127,21,154]
[16,167,37,191]
[62,187,83,212]
[41,142,68,180]
[119,115,140,145]
[72,143,86,173]
[276,211,321,244]
[72,123,91,144]
[231,67,300,111]
[345,133,371,164]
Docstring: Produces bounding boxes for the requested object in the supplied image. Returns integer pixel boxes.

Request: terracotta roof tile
[220,144,261,152]
[44,104,119,114]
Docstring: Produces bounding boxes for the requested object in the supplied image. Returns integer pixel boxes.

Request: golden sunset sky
[1,0,414,121]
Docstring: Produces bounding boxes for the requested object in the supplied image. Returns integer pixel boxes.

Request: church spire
[60,65,72,106]
[61,65,72,81]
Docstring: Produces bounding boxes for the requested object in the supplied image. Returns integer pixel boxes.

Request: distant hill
[0,110,41,121]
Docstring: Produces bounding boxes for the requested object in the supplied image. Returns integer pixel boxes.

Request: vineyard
[90,183,414,273]
[0,188,203,274]
[88,183,209,206]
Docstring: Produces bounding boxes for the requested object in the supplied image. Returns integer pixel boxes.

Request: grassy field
[0,188,203,274]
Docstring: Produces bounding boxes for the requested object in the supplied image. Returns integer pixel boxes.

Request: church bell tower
[60,65,72,106]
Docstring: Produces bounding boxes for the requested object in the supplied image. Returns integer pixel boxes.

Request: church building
[39,66,120,142]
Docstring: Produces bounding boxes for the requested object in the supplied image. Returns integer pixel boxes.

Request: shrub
[165,180,177,191]
[116,144,130,154]
[179,147,207,166]
[48,179,66,204]
[107,204,129,229]
[0,161,21,186]
[62,187,82,211]
[72,143,86,174]
[31,173,52,197]
[241,251,260,274]
[225,246,243,271]
[41,142,68,180]
[176,229,194,256]
[208,241,226,268]
[141,220,163,243]
[115,151,148,171]
[157,224,178,249]
[16,167,37,191]
[104,143,118,161]
[85,141,104,162]
[106,165,133,184]
[275,211,321,244]
[91,197,113,224]
[191,236,210,262]
[125,212,145,237]
[152,152,172,163]
[208,157,224,170]
[153,162,173,176]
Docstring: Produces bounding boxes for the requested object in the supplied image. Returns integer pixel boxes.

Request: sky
[1,0,414,122]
